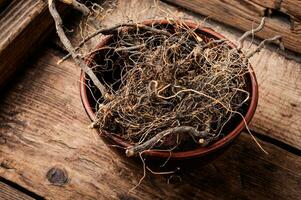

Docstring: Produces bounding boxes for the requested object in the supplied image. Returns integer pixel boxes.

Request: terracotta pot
[79,19,258,162]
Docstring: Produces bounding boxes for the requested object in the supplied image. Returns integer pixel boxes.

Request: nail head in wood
[46,167,68,186]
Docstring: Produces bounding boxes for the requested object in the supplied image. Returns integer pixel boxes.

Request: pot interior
[82,21,255,157]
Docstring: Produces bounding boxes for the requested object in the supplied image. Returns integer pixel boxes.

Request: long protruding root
[246,35,283,58]
[48,0,109,98]
[237,17,266,51]
[126,126,208,157]
[237,17,284,58]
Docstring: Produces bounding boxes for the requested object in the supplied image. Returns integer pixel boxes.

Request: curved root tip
[237,17,266,50]
[198,138,210,147]
[125,148,134,157]
[246,35,283,58]
[62,0,72,4]
[198,138,205,144]
[57,59,63,65]
[88,122,98,129]
[104,93,113,101]
[279,41,285,51]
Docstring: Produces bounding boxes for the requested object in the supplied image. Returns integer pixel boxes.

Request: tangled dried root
[49,0,282,157]
[88,21,251,156]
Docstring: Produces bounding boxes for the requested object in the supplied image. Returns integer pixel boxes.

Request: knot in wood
[46,167,68,186]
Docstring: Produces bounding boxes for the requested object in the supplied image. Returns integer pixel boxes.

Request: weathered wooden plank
[292,19,301,34]
[250,0,301,21]
[248,50,301,148]
[0,0,300,199]
[0,0,52,89]
[0,44,300,200]
[163,0,301,53]
[251,0,301,32]
[281,0,301,20]
[250,0,279,9]
[0,181,34,200]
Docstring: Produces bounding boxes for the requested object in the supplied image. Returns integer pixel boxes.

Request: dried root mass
[88,21,251,155]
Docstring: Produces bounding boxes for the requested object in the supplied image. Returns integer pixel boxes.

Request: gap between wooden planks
[0,180,34,200]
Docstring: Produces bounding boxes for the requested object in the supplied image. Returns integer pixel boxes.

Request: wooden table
[1,0,300,199]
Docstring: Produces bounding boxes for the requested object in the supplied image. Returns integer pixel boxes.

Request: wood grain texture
[0,0,51,89]
[250,0,301,20]
[281,0,301,20]
[0,0,301,199]
[0,181,34,200]
[0,47,300,200]
[292,20,301,34]
[163,0,301,53]
[250,0,279,9]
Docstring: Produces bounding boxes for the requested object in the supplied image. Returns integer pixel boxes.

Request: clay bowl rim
[79,19,259,159]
